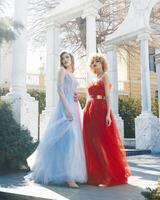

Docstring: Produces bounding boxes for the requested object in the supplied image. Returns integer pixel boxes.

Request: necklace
[97,72,104,79]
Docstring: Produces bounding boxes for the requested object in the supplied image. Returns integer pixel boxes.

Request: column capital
[155,48,160,54]
[155,54,160,65]
[105,44,117,52]
[137,32,152,42]
[46,20,60,30]
[82,7,99,19]
[155,48,160,65]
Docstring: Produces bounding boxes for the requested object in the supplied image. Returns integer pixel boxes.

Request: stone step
[0,191,51,200]
[124,138,135,149]
[0,154,159,200]
[126,149,151,156]
[0,182,69,200]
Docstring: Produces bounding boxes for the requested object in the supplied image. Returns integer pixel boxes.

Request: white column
[45,23,60,111]
[82,8,98,83]
[3,0,38,140]
[155,48,160,119]
[84,9,97,57]
[138,33,152,113]
[106,45,118,115]
[40,22,60,138]
[106,44,124,139]
[10,0,27,95]
[135,33,159,152]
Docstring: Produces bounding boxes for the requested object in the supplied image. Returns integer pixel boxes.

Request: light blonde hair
[89,53,109,74]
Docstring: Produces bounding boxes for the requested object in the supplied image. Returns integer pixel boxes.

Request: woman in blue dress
[26,51,87,188]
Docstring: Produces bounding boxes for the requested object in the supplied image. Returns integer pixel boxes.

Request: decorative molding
[155,53,160,64]
[137,32,152,42]
[105,44,117,52]
[82,7,99,19]
[105,0,158,45]
[135,113,160,153]
[132,0,150,13]
[46,19,60,29]
[45,0,103,24]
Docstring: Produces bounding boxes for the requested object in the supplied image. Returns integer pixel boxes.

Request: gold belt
[90,95,106,100]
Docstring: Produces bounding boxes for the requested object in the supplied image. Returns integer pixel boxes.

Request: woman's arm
[57,68,73,120]
[102,73,111,126]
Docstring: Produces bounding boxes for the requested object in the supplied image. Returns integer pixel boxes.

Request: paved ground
[0,154,160,200]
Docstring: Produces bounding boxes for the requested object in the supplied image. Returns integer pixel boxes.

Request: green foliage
[0,99,37,173]
[119,97,141,138]
[152,98,159,117]
[0,88,46,115]
[28,90,87,113]
[79,93,86,109]
[1,88,158,140]
[0,18,23,44]
[28,89,46,114]
[119,97,159,138]
[0,87,8,96]
[141,180,160,200]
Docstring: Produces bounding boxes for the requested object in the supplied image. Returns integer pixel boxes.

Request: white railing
[118,81,125,91]
[26,74,128,92]
[26,74,39,85]
[76,77,87,88]
[26,75,87,88]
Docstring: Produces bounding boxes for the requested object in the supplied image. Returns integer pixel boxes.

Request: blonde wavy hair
[89,53,109,74]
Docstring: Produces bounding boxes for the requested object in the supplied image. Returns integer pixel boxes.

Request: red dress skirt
[83,79,131,186]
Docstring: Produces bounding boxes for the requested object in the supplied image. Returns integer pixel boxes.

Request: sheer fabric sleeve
[57,68,71,112]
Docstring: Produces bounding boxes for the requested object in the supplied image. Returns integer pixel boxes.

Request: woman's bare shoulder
[102,72,109,82]
[58,67,66,75]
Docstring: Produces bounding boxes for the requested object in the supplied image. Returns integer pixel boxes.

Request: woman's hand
[74,92,79,102]
[65,109,73,121]
[106,114,111,126]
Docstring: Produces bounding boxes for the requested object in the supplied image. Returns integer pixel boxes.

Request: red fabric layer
[83,80,131,186]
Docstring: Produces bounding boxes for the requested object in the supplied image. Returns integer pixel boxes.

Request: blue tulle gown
[26,72,87,185]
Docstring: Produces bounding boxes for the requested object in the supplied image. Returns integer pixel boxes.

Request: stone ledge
[0,191,52,200]
[126,149,151,156]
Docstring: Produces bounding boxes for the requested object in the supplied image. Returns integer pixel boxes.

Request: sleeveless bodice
[63,73,78,96]
[88,80,105,96]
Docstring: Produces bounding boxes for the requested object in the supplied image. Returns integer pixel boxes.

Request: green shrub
[141,180,160,200]
[1,88,158,139]
[0,88,46,115]
[28,89,87,112]
[119,98,141,138]
[152,98,159,117]
[0,88,8,96]
[119,97,159,138]
[28,89,46,114]
[0,99,37,173]
[79,94,86,109]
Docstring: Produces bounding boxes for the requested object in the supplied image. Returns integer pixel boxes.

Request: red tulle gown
[83,79,131,186]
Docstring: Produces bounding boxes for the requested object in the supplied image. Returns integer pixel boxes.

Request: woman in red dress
[83,53,131,186]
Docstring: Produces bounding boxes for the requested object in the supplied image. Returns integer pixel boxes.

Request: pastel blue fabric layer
[26,73,87,184]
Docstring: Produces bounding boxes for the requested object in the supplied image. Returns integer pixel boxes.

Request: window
[149,48,156,72]
[155,90,158,98]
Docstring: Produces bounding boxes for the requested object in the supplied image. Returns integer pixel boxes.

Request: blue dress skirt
[26,73,87,184]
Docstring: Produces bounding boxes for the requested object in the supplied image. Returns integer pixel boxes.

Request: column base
[2,92,39,140]
[135,112,160,153]
[114,113,124,140]
[40,107,56,139]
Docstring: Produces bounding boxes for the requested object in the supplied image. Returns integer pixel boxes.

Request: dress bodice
[63,73,78,96]
[88,80,105,96]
